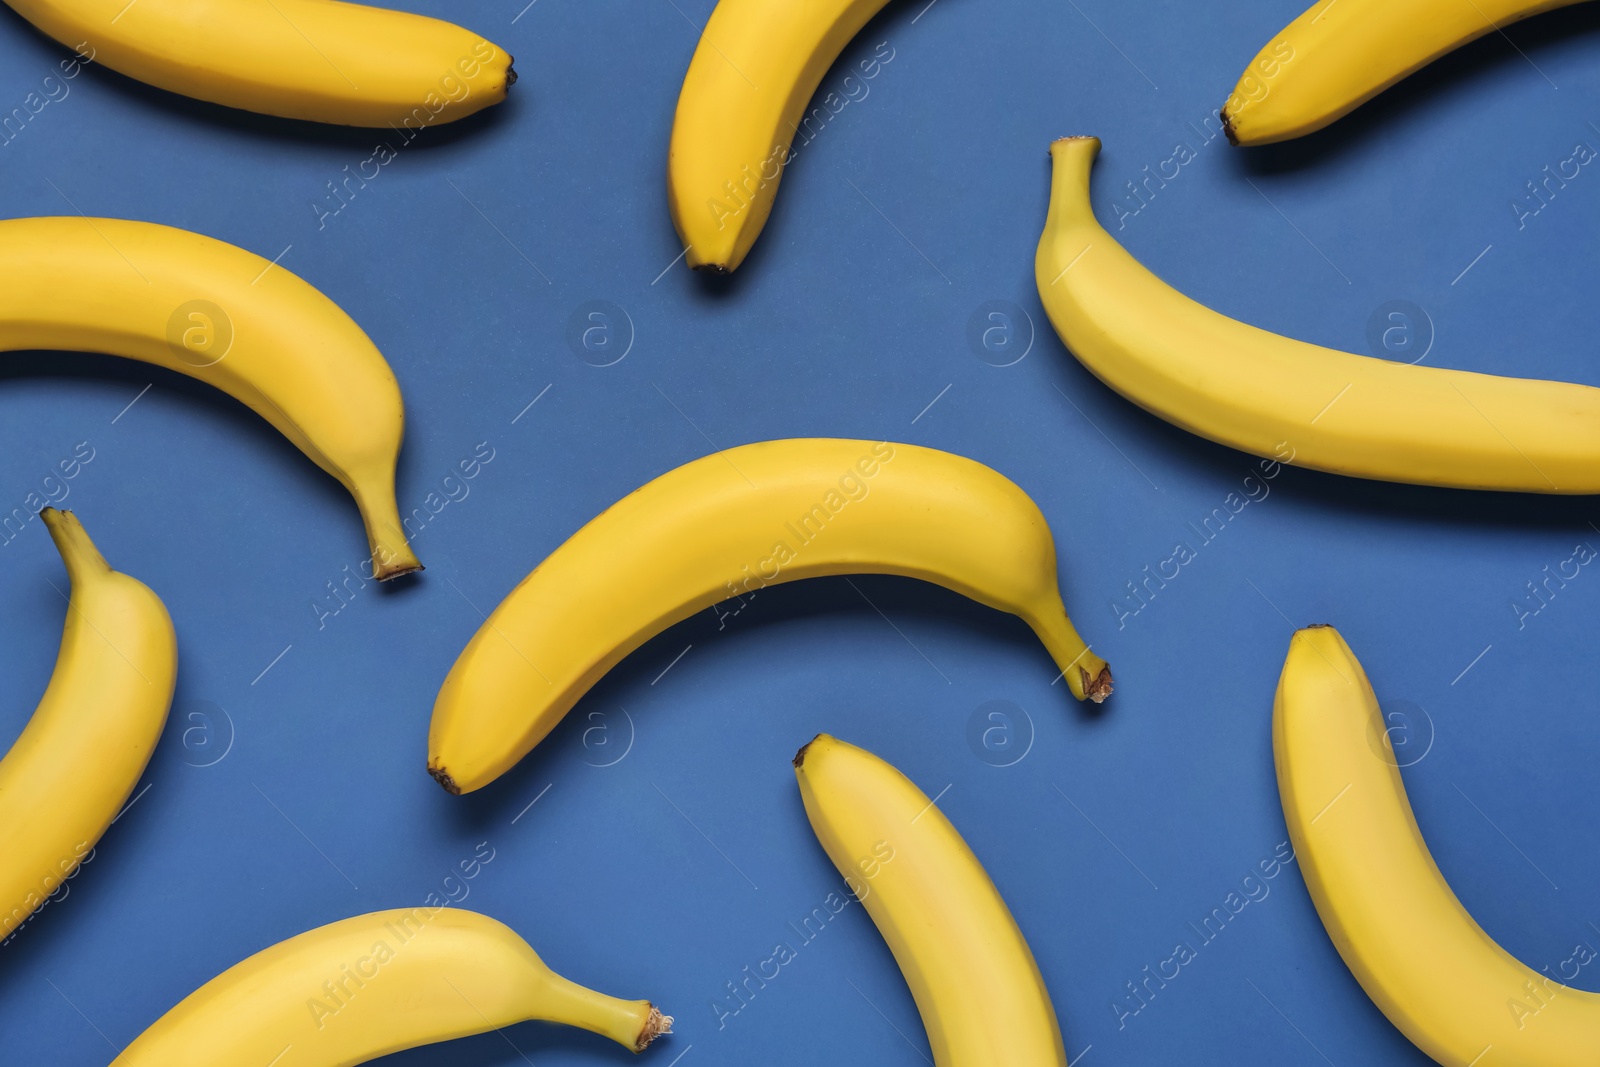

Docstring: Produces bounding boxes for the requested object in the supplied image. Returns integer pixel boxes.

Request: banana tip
[792,734,828,769]
[636,1006,672,1051]
[376,561,424,582]
[1219,107,1240,146]
[1050,134,1101,154]
[506,59,517,88]
[428,764,461,795]
[39,507,110,575]
[1083,664,1113,703]
[38,506,78,548]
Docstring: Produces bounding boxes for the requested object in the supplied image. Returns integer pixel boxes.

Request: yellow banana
[1223,0,1582,145]
[795,734,1068,1066]
[1277,625,1600,1065]
[429,438,1108,794]
[1036,136,1600,494]
[668,0,893,272]
[0,217,419,578]
[114,907,671,1065]
[1,509,176,944]
[6,0,512,126]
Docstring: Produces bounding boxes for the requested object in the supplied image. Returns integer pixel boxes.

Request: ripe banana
[114,907,671,1064]
[1223,0,1581,145]
[668,0,893,272]
[429,438,1109,794]
[6,0,512,126]
[0,217,419,578]
[1036,136,1600,494]
[795,734,1068,1066]
[1277,625,1600,1065]
[1,509,176,944]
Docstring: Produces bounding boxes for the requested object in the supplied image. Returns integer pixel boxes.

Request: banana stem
[1025,602,1112,703]
[1045,136,1101,227]
[351,482,422,581]
[40,508,111,586]
[532,972,671,1053]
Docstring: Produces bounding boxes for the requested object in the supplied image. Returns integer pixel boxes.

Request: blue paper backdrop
[2,0,1599,1063]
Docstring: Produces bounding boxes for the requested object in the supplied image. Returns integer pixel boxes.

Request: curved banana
[1223,0,1582,145]
[1,509,176,944]
[6,0,512,127]
[795,734,1068,1066]
[1036,136,1600,494]
[1277,625,1600,1065]
[668,0,893,272]
[429,438,1109,794]
[114,908,671,1064]
[0,217,418,578]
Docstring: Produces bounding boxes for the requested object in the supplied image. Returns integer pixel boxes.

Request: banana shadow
[0,4,518,155]
[0,671,205,1000]
[1224,2,1600,176]
[0,351,431,592]
[431,569,1101,833]
[0,579,71,767]
[1033,327,1600,537]
[375,1019,668,1066]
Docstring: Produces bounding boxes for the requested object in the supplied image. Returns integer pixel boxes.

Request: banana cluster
[4,1,1589,1066]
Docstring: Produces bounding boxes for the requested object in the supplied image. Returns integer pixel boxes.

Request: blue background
[2,0,1598,1063]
